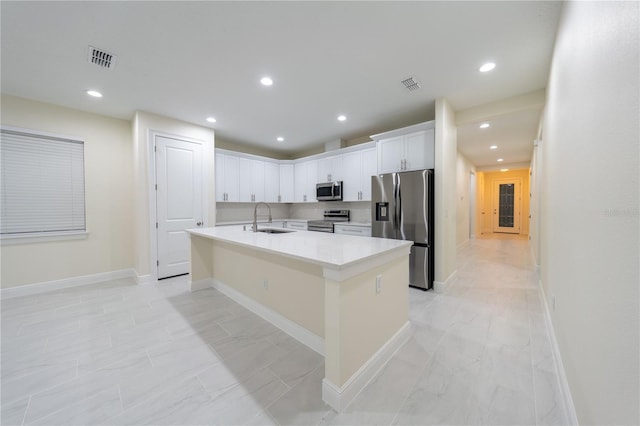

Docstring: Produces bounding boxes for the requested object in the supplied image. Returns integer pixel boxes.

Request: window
[0,127,86,240]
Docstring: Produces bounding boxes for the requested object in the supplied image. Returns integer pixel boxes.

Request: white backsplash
[289,201,371,223]
[216,201,371,223]
[216,203,291,223]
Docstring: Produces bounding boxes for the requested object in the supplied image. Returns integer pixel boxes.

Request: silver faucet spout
[253,202,272,232]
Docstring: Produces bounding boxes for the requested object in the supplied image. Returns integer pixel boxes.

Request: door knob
[196,221,203,226]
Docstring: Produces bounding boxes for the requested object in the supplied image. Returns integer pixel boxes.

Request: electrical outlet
[376,275,382,294]
[263,279,268,290]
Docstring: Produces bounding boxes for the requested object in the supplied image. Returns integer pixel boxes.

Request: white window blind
[0,127,85,236]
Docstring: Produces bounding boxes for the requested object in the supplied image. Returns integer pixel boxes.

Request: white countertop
[187,226,411,270]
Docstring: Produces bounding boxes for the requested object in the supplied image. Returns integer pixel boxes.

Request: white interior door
[155,136,203,279]
[492,178,521,234]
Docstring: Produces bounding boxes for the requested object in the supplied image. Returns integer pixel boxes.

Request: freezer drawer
[409,245,433,290]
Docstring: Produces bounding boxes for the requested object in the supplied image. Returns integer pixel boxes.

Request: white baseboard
[322,321,411,412]
[189,278,214,292]
[433,269,457,293]
[538,279,579,425]
[1,268,137,299]
[135,273,155,285]
[456,238,471,249]
[197,278,325,356]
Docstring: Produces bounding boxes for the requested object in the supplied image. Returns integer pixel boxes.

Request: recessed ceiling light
[337,115,347,122]
[497,158,504,162]
[276,137,284,142]
[86,90,102,98]
[260,77,273,86]
[490,145,498,150]
[479,62,496,73]
[206,117,217,123]
[500,169,509,172]
[480,123,490,129]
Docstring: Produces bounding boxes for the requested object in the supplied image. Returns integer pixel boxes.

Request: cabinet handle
[278,195,281,203]
[303,194,307,202]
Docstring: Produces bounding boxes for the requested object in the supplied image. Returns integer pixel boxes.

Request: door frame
[147,130,209,281]
[492,177,522,234]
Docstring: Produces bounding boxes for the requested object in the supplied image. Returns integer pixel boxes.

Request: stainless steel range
[307,210,350,233]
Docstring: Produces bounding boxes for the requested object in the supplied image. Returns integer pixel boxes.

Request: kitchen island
[187,226,413,411]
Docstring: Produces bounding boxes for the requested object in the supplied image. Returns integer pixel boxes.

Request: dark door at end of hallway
[492,179,521,234]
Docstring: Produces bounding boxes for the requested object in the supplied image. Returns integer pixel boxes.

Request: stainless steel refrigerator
[372,169,434,290]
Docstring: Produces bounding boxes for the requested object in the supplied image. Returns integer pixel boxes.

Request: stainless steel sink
[256,228,294,234]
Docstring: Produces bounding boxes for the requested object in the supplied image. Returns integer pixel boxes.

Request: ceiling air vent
[88,46,116,70]
[401,76,421,92]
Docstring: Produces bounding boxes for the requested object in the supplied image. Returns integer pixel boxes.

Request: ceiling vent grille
[88,46,116,69]
[401,76,421,91]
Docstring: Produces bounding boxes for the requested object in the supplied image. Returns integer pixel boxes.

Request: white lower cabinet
[285,221,307,230]
[333,224,372,237]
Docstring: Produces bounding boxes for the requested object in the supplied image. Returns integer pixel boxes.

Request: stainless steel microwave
[316,181,343,201]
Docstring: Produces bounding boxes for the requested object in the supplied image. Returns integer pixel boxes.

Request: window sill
[0,231,89,245]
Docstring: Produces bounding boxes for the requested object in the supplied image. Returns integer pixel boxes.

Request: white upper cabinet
[215,152,239,202]
[294,160,318,203]
[377,136,405,174]
[238,158,265,202]
[373,121,435,174]
[279,163,294,203]
[341,147,377,201]
[317,155,343,182]
[264,161,280,203]
[360,148,377,200]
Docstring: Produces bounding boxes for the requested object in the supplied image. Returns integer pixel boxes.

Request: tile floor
[1,237,569,425]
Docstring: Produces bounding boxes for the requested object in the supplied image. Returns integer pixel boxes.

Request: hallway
[1,238,569,425]
[323,237,569,425]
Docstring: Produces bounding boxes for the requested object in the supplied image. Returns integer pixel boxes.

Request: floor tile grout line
[19,395,32,426]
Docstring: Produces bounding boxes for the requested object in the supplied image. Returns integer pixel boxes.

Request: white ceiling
[1,1,562,164]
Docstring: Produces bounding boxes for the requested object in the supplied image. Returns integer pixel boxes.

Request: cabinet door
[360,148,377,201]
[294,162,307,202]
[217,153,239,202]
[341,151,362,202]
[377,136,404,174]
[215,154,225,202]
[264,162,280,203]
[317,155,343,182]
[238,158,254,202]
[405,131,431,171]
[305,160,318,202]
[252,160,265,202]
[279,164,294,203]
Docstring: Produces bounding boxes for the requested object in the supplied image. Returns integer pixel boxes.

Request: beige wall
[540,1,639,424]
[210,240,325,337]
[0,95,134,288]
[132,111,215,280]
[434,98,457,284]
[456,152,476,246]
[478,168,530,236]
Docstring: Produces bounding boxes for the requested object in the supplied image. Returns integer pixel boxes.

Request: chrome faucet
[253,202,272,232]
